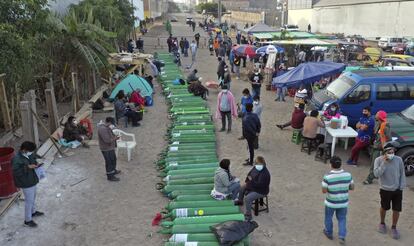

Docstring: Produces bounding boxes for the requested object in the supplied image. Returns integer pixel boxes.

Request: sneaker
[24,220,38,228]
[114,170,121,175]
[238,136,245,140]
[242,161,252,166]
[276,124,284,130]
[391,228,400,239]
[363,180,372,185]
[346,159,357,166]
[219,128,225,132]
[339,238,346,245]
[378,223,387,234]
[107,176,120,182]
[32,211,44,217]
[322,229,333,240]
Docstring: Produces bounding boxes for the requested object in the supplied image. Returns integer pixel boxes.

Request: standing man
[136,38,144,53]
[183,38,190,57]
[98,117,121,182]
[347,107,375,166]
[217,57,226,81]
[191,21,196,32]
[222,65,232,89]
[373,141,406,240]
[236,30,241,44]
[233,55,241,79]
[190,40,198,63]
[179,37,185,54]
[308,23,312,33]
[249,68,264,98]
[12,141,44,227]
[194,33,201,47]
[242,103,261,166]
[364,110,391,184]
[167,34,173,53]
[322,156,354,244]
[215,85,237,133]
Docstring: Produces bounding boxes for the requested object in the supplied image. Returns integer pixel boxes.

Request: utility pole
[218,0,222,25]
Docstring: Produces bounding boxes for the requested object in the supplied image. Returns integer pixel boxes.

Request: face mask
[255,72,259,75]
[222,89,228,93]
[253,101,258,105]
[255,164,264,171]
[73,120,78,125]
[109,124,115,129]
[331,107,336,111]
[387,153,394,160]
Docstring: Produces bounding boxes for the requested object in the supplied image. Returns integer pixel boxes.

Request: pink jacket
[215,90,237,119]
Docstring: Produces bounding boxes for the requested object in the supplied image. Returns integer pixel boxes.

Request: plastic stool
[253,196,269,216]
[315,143,332,163]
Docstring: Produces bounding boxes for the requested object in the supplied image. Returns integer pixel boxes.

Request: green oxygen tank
[167,190,212,199]
[165,177,214,186]
[160,184,214,195]
[161,214,245,227]
[160,168,217,177]
[164,242,246,246]
[169,233,218,242]
[173,125,215,130]
[163,163,218,172]
[163,172,214,181]
[174,194,214,201]
[163,206,241,219]
[165,200,234,210]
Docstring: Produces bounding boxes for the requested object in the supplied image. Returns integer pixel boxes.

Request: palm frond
[71,38,98,70]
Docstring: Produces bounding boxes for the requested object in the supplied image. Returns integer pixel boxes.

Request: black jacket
[245,166,271,195]
[12,152,39,188]
[242,112,261,139]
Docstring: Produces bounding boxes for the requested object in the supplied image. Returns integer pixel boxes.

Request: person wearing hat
[98,117,121,182]
[321,156,354,244]
[364,110,391,185]
[373,141,406,240]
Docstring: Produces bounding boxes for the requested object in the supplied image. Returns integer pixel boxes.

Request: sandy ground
[1,13,414,246]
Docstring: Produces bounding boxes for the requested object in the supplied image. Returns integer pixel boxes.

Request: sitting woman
[188,80,208,100]
[62,116,89,147]
[187,69,200,84]
[212,159,240,200]
[114,92,141,127]
[235,156,271,221]
[323,103,341,120]
[129,89,145,109]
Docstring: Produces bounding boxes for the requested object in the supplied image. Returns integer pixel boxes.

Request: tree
[195,3,226,18]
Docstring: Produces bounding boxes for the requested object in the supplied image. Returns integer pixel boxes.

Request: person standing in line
[208,37,214,56]
[217,57,226,81]
[98,117,121,182]
[194,33,201,47]
[249,68,263,98]
[252,95,263,149]
[190,40,198,63]
[236,30,241,44]
[213,38,220,57]
[364,110,391,185]
[347,107,375,166]
[191,21,196,32]
[222,65,232,90]
[373,142,406,240]
[229,48,235,73]
[215,85,237,133]
[308,23,312,33]
[235,156,270,221]
[242,103,261,166]
[179,37,185,54]
[167,34,173,53]
[322,156,354,245]
[183,38,190,57]
[234,55,241,79]
[12,141,44,227]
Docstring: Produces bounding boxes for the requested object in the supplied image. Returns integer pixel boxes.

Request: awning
[252,33,274,39]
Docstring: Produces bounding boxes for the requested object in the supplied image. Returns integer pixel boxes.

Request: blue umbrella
[256,45,284,55]
[272,62,346,88]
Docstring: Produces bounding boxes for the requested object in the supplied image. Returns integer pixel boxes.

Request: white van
[378,37,405,51]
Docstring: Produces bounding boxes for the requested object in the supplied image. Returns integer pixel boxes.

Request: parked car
[388,104,414,176]
[392,43,407,54]
[378,58,413,67]
[382,54,414,66]
[170,16,178,22]
[309,70,414,126]
[378,37,406,51]
[281,24,299,32]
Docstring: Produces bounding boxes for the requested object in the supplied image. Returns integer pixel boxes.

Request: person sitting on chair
[323,103,341,120]
[302,110,325,145]
[235,156,270,221]
[63,116,90,147]
[212,159,240,200]
[129,89,145,109]
[114,92,141,127]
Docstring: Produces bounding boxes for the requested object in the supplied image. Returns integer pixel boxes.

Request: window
[376,83,408,100]
[343,84,371,104]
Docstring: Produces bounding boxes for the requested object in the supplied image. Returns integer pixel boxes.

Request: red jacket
[129,91,145,106]
[291,108,306,129]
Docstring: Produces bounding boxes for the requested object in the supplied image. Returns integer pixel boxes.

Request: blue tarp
[272,62,346,88]
[110,74,153,99]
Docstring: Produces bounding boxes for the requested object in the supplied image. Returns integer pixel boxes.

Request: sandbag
[210,220,258,246]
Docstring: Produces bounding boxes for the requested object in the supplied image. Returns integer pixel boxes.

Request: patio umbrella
[256,45,284,55]
[233,45,257,57]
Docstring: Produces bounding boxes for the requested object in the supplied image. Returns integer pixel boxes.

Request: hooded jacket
[245,166,271,195]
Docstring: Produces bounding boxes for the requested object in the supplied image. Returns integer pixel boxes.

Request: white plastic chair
[112,129,137,162]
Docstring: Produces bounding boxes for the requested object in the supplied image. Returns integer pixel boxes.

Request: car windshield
[401,105,414,120]
[326,75,357,98]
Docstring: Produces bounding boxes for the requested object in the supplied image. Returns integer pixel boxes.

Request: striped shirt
[322,169,353,209]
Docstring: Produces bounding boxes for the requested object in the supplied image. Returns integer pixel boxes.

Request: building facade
[288,0,414,38]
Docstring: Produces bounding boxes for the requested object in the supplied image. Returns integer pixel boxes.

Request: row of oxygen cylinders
[156,54,249,246]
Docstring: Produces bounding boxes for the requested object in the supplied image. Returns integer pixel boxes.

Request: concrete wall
[230,10,263,24]
[288,1,414,37]
[222,0,250,11]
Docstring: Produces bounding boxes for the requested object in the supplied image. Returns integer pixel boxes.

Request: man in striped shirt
[322,156,354,244]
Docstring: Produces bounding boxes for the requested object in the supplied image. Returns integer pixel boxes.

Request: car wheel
[397,147,414,176]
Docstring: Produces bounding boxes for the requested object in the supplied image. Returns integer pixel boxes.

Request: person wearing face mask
[242,103,261,165]
[98,117,121,182]
[364,110,391,185]
[12,141,44,227]
[215,85,237,133]
[252,96,263,149]
[249,68,263,98]
[238,88,253,116]
[373,142,406,240]
[63,116,90,147]
[235,156,270,221]
[347,107,375,166]
[323,103,341,120]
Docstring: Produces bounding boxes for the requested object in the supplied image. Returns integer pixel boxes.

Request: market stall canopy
[244,23,278,34]
[262,38,336,47]
[256,45,284,55]
[253,31,327,40]
[110,74,153,99]
[272,62,346,88]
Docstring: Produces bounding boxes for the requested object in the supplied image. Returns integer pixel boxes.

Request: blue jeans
[228,181,241,200]
[252,86,261,98]
[324,206,348,239]
[22,185,37,222]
